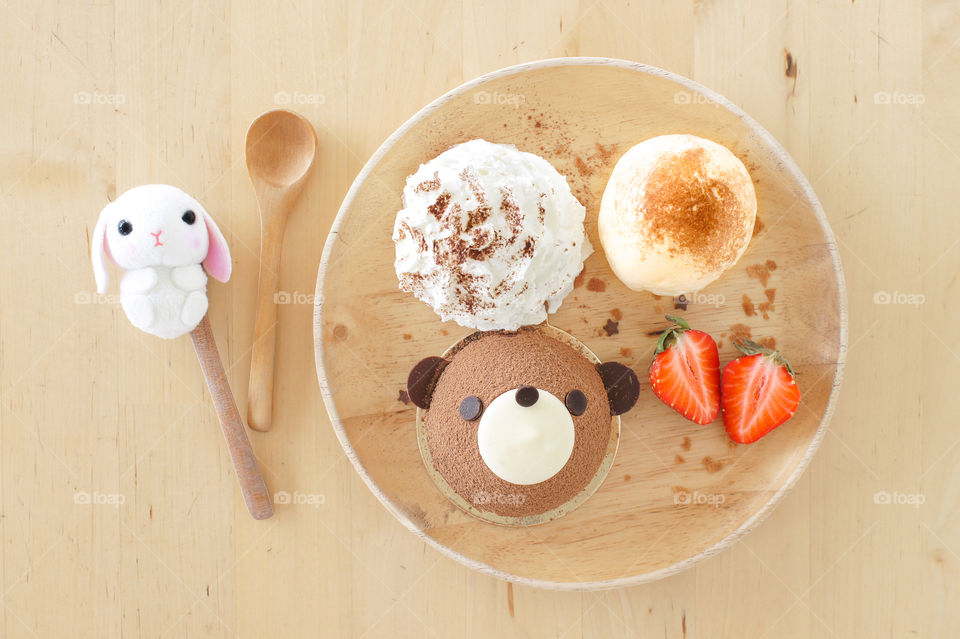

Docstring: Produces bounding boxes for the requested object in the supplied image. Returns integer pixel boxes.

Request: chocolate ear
[596,362,640,416]
[407,356,449,409]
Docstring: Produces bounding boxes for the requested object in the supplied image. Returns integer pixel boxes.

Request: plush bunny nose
[150,230,164,247]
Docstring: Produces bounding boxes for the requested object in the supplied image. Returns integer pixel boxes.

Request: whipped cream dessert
[598,134,757,296]
[393,139,591,330]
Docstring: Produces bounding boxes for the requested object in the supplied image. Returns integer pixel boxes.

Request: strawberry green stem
[734,339,796,377]
[656,315,691,353]
[664,314,690,330]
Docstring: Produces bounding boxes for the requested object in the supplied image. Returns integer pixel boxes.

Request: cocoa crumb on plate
[603,319,619,336]
[586,277,606,292]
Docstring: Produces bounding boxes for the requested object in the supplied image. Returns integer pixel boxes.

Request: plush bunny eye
[181,210,196,225]
[117,220,133,236]
[564,390,587,416]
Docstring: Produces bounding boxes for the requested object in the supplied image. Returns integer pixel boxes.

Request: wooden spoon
[245,109,317,432]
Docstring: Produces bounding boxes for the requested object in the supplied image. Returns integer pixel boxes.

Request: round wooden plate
[314,58,846,590]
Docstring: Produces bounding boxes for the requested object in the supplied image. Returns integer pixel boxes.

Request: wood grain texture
[0,0,953,636]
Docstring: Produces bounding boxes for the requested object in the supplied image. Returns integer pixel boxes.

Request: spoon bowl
[246,110,317,191]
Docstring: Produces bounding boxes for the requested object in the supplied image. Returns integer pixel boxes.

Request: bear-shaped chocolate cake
[407,327,639,520]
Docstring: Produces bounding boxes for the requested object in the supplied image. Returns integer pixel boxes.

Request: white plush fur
[91,185,232,339]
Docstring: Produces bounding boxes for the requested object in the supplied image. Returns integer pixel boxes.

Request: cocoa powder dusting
[702,456,724,473]
[758,336,777,350]
[746,263,772,287]
[681,437,692,451]
[427,191,452,221]
[415,171,441,193]
[466,204,492,230]
[520,236,535,258]
[398,221,428,254]
[729,323,752,343]
[458,167,486,205]
[514,109,618,212]
[758,301,774,320]
[742,294,756,317]
[423,329,612,517]
[500,186,523,243]
[642,148,751,271]
[400,166,549,319]
[586,278,606,292]
[573,271,586,288]
[594,142,617,164]
[602,319,619,336]
[611,308,622,321]
[574,156,593,177]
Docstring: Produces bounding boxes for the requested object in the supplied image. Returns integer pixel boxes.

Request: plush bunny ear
[201,209,231,282]
[91,203,115,294]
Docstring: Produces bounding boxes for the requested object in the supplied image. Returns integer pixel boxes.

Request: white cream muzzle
[476,387,575,485]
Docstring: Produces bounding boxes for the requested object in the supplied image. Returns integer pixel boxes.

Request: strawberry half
[649,315,721,425]
[721,340,801,444]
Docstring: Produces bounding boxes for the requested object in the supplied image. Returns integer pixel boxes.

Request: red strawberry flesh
[649,316,721,425]
[722,343,801,443]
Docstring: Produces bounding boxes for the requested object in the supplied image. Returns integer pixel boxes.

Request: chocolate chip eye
[117,220,133,236]
[564,390,588,416]
[515,386,539,407]
[459,396,483,421]
[181,210,196,225]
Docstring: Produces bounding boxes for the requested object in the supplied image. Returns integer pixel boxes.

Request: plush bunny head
[92,184,231,294]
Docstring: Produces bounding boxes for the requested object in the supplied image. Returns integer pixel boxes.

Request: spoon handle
[190,315,274,520]
[248,219,286,431]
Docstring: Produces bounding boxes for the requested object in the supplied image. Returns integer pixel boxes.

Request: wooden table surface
[2,1,954,636]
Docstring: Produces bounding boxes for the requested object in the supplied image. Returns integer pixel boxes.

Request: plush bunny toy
[92,184,232,339]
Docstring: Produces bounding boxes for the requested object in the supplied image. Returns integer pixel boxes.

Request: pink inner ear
[202,215,232,282]
[103,230,114,264]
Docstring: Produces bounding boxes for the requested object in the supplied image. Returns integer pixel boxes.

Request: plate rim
[313,56,848,590]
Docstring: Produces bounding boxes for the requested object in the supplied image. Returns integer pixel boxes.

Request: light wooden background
[1,0,954,637]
